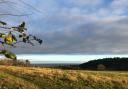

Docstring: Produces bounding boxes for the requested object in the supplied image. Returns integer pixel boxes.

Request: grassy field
[0,66,128,89]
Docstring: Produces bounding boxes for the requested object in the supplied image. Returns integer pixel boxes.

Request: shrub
[97,64,106,70]
[0,58,31,67]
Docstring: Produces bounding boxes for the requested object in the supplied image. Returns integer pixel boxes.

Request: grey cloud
[67,0,103,7]
[42,16,128,54]
[1,0,128,54]
[19,15,128,54]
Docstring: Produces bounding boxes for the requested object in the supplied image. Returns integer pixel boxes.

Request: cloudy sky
[1,0,128,54]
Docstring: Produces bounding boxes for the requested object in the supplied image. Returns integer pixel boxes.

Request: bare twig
[0,1,16,4]
[19,0,42,13]
[0,13,32,16]
[0,26,11,29]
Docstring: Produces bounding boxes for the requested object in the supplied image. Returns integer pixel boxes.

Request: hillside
[79,57,128,70]
[0,66,128,89]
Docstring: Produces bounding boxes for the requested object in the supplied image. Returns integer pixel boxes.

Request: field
[0,65,128,89]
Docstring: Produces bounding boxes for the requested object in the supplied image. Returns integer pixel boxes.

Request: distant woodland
[79,57,128,70]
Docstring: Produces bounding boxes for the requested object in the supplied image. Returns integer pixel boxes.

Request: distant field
[0,65,128,89]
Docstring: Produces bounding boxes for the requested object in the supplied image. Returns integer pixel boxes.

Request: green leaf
[19,21,25,28]
[23,38,27,43]
[38,39,43,44]
[0,21,7,25]
[0,50,17,60]
[0,33,6,38]
[19,34,23,38]
[12,34,17,42]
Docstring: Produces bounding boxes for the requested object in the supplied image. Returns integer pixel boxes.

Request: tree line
[79,57,128,70]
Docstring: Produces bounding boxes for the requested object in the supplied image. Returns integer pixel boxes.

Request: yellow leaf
[5,34,13,44]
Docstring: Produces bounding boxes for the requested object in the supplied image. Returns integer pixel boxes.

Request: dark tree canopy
[79,57,128,70]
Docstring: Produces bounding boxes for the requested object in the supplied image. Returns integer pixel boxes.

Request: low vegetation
[0,65,128,89]
[0,58,30,67]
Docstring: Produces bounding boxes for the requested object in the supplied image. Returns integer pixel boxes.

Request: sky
[1,0,128,55]
[17,54,128,63]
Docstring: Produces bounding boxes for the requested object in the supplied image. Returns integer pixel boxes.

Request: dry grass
[0,65,128,89]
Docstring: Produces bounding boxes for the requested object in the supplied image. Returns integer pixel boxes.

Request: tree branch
[0,26,11,29]
[0,1,16,4]
[19,0,42,13]
[0,13,32,16]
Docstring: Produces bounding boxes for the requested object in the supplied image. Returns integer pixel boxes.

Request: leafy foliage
[0,21,42,60]
[0,50,17,60]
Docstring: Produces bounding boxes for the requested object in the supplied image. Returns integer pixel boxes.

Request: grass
[0,66,128,89]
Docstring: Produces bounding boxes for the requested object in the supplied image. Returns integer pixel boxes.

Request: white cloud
[68,0,102,6]
[110,0,128,15]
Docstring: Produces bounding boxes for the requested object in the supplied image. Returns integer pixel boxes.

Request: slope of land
[79,57,128,70]
[0,65,128,89]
